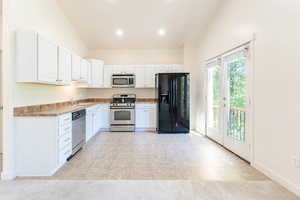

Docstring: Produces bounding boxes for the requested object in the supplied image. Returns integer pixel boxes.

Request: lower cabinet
[86,108,94,142]
[15,113,72,176]
[135,103,157,131]
[86,104,110,143]
[99,104,110,130]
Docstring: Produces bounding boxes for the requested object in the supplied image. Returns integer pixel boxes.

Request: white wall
[1,0,88,179]
[88,49,184,65]
[86,48,184,98]
[184,0,300,196]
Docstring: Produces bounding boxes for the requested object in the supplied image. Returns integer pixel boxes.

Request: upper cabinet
[103,66,113,88]
[16,31,58,84]
[103,64,185,88]
[16,31,183,88]
[144,66,157,88]
[71,54,81,81]
[135,67,145,88]
[89,59,104,88]
[57,47,72,85]
[16,30,75,85]
[79,59,90,82]
[37,36,58,83]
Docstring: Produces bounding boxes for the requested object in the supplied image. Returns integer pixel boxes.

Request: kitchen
[1,0,299,199]
[12,30,189,176]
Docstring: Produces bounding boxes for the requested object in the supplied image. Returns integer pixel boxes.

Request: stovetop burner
[110,94,136,109]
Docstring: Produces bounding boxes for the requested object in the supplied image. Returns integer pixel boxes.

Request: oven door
[112,77,130,88]
[110,108,135,125]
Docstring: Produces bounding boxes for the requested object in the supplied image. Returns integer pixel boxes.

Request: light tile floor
[47,132,268,181]
[11,132,300,199]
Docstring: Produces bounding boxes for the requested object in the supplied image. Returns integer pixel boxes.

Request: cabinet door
[135,67,145,88]
[92,112,97,136]
[80,59,89,82]
[90,60,104,88]
[100,104,110,129]
[72,54,81,81]
[58,47,72,85]
[136,108,147,128]
[86,112,94,142]
[95,108,102,133]
[37,35,58,83]
[144,67,156,88]
[103,66,113,88]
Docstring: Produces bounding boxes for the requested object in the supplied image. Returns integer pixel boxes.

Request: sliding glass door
[206,46,250,161]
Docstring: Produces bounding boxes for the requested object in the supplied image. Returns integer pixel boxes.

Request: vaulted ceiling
[58,0,222,49]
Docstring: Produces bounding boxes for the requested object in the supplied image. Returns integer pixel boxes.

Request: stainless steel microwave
[112,74,135,88]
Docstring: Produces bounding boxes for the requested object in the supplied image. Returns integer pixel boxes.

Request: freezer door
[171,74,190,133]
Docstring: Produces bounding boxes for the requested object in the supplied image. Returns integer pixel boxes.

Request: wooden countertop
[14,98,157,117]
[14,103,101,117]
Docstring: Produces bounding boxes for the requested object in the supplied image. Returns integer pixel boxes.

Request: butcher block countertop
[14,98,157,117]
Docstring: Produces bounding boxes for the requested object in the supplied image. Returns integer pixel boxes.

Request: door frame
[204,41,255,163]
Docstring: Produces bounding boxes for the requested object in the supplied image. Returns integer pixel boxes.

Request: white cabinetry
[86,108,94,142]
[86,104,110,143]
[135,103,157,131]
[99,104,110,130]
[15,30,80,85]
[71,54,81,81]
[15,113,72,176]
[103,66,113,88]
[88,59,104,88]
[135,67,145,88]
[144,66,156,88]
[57,47,72,85]
[16,31,60,84]
[102,64,184,89]
[37,36,58,83]
[80,59,90,82]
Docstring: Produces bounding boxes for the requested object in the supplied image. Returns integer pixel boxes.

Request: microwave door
[113,77,129,87]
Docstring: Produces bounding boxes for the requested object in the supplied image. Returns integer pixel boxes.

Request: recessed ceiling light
[116,29,124,37]
[158,29,166,36]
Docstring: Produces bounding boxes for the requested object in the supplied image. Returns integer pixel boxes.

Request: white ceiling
[58,0,222,50]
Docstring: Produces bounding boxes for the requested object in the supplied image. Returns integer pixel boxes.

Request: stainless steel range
[110,94,136,132]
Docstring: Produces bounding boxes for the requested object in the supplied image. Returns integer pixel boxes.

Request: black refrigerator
[155,73,190,134]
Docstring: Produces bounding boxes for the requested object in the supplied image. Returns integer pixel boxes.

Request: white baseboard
[1,170,16,180]
[252,161,300,197]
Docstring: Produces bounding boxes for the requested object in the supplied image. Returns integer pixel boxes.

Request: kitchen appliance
[71,109,86,155]
[112,74,135,88]
[110,94,136,132]
[155,73,190,134]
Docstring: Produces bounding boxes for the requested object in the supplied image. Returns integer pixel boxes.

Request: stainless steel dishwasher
[71,109,86,156]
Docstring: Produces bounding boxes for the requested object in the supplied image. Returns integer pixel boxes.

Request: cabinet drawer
[58,123,72,137]
[59,113,72,126]
[58,131,72,150]
[59,143,72,165]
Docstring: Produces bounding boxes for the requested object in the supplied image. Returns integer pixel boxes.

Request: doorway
[206,45,251,161]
